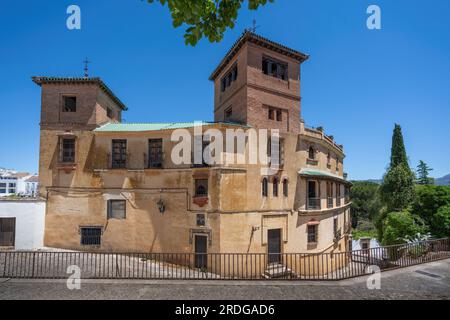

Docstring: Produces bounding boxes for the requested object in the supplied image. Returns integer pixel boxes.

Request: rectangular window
[63,96,77,112]
[276,109,282,122]
[148,139,163,168]
[0,183,6,194]
[107,200,126,220]
[195,179,208,197]
[334,217,338,235]
[307,225,317,243]
[8,183,16,188]
[268,108,274,120]
[220,65,238,92]
[224,107,232,121]
[196,214,206,226]
[60,138,75,163]
[262,57,288,80]
[112,139,127,169]
[107,107,114,118]
[80,227,102,246]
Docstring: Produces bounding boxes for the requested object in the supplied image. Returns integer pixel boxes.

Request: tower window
[262,57,288,80]
[308,146,315,160]
[107,107,114,118]
[276,109,282,122]
[220,64,238,92]
[224,107,232,121]
[63,96,77,112]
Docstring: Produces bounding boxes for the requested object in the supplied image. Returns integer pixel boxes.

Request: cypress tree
[380,124,415,212]
[390,124,408,169]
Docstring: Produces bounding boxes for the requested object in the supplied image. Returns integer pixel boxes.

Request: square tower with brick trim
[209,32,309,134]
[32,77,127,131]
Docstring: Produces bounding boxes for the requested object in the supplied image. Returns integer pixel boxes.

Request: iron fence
[0,238,449,280]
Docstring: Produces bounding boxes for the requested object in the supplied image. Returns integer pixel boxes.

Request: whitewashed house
[0,170,38,197]
[0,199,46,250]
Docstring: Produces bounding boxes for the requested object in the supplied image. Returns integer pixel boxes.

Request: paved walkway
[1,260,449,300]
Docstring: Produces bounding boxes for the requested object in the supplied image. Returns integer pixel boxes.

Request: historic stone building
[34,32,351,276]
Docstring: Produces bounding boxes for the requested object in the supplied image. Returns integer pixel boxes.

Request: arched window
[308,146,315,160]
[273,178,279,197]
[262,178,268,197]
[283,179,288,197]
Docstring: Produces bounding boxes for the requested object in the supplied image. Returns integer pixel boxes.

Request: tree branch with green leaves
[145,0,274,45]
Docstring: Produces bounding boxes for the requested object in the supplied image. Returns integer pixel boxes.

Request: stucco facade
[34,32,351,276]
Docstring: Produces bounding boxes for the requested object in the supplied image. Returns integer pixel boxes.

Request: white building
[0,170,38,197]
[0,199,46,250]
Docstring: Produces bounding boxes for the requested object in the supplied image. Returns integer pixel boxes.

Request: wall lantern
[157,198,165,214]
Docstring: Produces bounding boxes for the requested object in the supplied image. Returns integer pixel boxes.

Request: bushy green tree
[410,186,450,237]
[379,164,415,211]
[350,181,382,227]
[382,211,425,245]
[146,0,274,45]
[434,206,450,238]
[416,160,434,185]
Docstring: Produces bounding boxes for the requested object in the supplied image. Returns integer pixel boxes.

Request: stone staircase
[262,263,297,279]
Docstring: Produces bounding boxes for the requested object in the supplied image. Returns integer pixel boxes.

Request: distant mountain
[435,174,450,186]
[351,179,382,185]
[353,175,450,186]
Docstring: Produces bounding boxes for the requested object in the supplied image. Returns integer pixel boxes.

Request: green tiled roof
[94,122,250,132]
[298,169,350,184]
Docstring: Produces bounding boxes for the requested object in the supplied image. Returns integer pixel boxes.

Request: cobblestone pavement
[1,260,449,300]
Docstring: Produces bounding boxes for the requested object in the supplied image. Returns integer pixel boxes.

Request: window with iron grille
[195,179,208,197]
[107,200,126,220]
[307,225,318,243]
[262,57,288,80]
[63,96,77,112]
[112,140,127,168]
[80,227,102,246]
[60,138,75,163]
[196,214,206,226]
[148,139,163,168]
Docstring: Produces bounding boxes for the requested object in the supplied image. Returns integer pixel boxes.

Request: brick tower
[209,31,309,134]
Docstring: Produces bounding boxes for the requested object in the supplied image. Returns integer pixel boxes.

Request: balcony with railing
[307,197,321,210]
[327,197,333,209]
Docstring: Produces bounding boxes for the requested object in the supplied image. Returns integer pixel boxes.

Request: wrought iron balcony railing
[307,197,321,210]
[327,197,333,208]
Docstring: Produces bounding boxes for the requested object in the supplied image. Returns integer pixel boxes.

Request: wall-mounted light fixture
[157,190,165,214]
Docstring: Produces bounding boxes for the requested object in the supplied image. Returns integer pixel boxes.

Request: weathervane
[83,57,91,78]
[249,19,260,33]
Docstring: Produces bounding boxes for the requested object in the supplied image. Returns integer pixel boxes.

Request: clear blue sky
[0,0,449,180]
